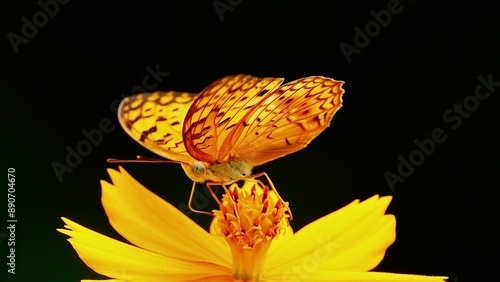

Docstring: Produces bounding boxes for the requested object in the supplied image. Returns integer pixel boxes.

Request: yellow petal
[82,280,122,282]
[58,217,232,281]
[270,270,447,281]
[266,195,396,277]
[101,167,231,267]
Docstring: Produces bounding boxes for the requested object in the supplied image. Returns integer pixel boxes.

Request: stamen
[232,187,239,202]
[212,181,290,281]
[261,199,268,214]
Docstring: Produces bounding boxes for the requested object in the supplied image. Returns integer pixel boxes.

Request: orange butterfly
[116,74,344,213]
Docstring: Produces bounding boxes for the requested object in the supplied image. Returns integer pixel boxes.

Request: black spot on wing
[218,117,231,127]
[195,135,214,150]
[257,90,268,96]
[140,126,158,142]
[191,126,212,140]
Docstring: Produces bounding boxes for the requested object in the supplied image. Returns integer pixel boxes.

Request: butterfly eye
[192,161,206,176]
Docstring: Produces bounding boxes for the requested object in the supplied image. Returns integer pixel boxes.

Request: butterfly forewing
[118,91,197,164]
[182,74,283,164]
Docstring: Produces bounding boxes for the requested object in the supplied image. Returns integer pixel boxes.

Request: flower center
[212,181,290,281]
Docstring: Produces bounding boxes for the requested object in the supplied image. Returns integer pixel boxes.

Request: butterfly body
[181,158,252,184]
[118,74,344,185]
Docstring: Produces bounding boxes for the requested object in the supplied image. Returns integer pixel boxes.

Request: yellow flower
[58,167,447,281]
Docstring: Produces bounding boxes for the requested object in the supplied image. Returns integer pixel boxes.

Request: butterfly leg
[188,181,234,216]
[205,181,229,207]
[212,181,243,219]
[248,172,293,220]
[188,181,216,216]
[206,181,242,218]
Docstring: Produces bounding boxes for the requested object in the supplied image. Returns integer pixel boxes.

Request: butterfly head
[180,161,208,183]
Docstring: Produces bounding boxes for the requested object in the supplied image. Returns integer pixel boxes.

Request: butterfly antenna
[107,155,178,164]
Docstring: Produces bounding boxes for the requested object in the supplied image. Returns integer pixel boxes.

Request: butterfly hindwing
[118,91,197,164]
[226,76,345,165]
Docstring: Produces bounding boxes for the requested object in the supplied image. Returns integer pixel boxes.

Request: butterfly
[116,74,344,213]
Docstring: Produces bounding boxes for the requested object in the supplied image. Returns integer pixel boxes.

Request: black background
[1,1,499,281]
